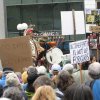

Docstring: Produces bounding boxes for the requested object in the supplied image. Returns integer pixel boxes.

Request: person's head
[57,70,74,92]
[33,75,54,91]
[3,87,25,100]
[32,85,56,100]
[62,63,74,74]
[23,24,36,38]
[6,72,22,90]
[27,66,38,77]
[51,64,62,75]
[73,84,93,100]
[3,67,14,76]
[62,83,78,100]
[36,66,47,75]
[6,72,20,86]
[90,56,96,63]
[88,62,100,79]
[27,74,38,92]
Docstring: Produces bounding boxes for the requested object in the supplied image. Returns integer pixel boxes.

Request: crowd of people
[0,57,99,100]
[0,25,99,100]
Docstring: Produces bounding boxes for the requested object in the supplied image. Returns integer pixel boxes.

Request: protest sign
[61,11,85,35]
[69,39,90,64]
[0,36,33,72]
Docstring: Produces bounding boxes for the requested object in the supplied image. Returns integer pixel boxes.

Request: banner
[0,36,33,72]
[69,39,90,64]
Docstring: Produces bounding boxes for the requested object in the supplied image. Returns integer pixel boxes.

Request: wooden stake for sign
[72,9,83,83]
[79,63,83,84]
[72,9,76,41]
[97,33,99,62]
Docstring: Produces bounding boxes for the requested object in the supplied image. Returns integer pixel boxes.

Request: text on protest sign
[69,39,90,64]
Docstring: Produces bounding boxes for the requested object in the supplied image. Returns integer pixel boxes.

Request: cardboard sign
[69,39,90,64]
[0,36,33,72]
[89,26,100,32]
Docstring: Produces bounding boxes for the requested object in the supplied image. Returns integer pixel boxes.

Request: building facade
[5,0,85,36]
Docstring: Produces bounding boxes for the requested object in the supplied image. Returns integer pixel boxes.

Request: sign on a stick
[69,39,90,64]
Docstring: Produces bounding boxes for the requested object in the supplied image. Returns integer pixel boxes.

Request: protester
[87,62,100,100]
[56,70,77,100]
[23,24,44,62]
[62,63,74,74]
[51,64,62,76]
[57,70,75,92]
[90,56,97,64]
[33,75,54,91]
[32,85,56,100]
[3,87,26,100]
[5,72,22,90]
[0,67,14,87]
[35,35,51,66]
[73,84,93,100]
[72,64,90,84]
[36,65,47,75]
[25,73,38,99]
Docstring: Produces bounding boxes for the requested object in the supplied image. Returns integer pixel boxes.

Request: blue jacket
[92,79,100,100]
[0,75,6,87]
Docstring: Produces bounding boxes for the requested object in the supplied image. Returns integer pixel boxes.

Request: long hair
[73,84,93,100]
[57,70,74,92]
[32,85,56,100]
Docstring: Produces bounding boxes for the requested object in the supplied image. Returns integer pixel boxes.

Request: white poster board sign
[69,39,90,64]
[61,11,74,35]
[75,11,85,35]
[84,0,96,9]
[61,11,85,35]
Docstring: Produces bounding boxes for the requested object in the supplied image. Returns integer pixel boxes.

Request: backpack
[85,80,96,89]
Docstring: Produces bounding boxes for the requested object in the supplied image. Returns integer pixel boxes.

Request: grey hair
[88,62,100,79]
[3,87,25,100]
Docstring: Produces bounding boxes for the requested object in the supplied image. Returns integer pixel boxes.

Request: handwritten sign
[89,26,100,32]
[0,36,33,72]
[69,39,90,64]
